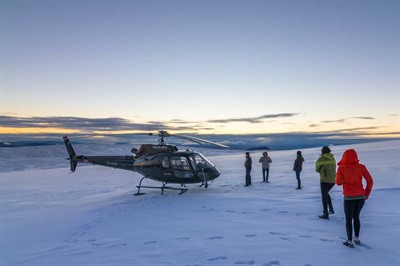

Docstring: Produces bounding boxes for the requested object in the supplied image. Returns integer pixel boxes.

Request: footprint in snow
[109,242,127,248]
[208,256,228,262]
[208,236,224,240]
[269,232,286,236]
[64,238,78,244]
[176,237,191,240]
[143,241,157,245]
[280,237,296,241]
[264,260,280,266]
[245,234,257,238]
[235,260,256,265]
[320,238,335,243]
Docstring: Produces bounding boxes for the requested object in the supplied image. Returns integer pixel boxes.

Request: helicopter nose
[215,167,221,176]
[197,166,220,180]
[210,166,220,178]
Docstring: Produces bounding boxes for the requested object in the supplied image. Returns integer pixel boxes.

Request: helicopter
[63,131,229,195]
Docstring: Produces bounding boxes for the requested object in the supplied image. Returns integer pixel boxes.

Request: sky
[1,0,399,140]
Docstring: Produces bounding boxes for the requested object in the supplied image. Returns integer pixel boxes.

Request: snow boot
[343,241,355,248]
[318,213,329,219]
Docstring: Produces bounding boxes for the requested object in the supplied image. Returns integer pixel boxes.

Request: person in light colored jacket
[259,152,272,182]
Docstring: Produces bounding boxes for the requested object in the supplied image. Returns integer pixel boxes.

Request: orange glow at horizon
[0,127,79,134]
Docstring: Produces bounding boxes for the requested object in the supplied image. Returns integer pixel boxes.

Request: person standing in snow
[315,146,336,219]
[336,149,373,248]
[259,151,272,182]
[244,152,252,186]
[293,151,304,189]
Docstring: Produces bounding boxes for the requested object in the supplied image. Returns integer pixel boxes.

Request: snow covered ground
[1,140,399,265]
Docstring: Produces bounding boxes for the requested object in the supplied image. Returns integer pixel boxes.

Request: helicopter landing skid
[134,177,188,196]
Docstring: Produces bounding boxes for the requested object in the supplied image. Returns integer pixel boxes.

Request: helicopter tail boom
[63,136,79,172]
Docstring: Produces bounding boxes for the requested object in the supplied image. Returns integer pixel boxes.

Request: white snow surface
[1,140,399,266]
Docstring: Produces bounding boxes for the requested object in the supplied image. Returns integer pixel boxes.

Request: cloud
[321,119,347,124]
[207,113,299,124]
[376,131,400,135]
[321,117,375,124]
[329,126,382,133]
[350,117,375,120]
[0,116,167,132]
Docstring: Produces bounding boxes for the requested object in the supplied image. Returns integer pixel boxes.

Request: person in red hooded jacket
[336,149,373,248]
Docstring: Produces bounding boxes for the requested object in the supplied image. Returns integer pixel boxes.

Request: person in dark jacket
[244,152,252,186]
[315,146,336,219]
[293,151,304,189]
[336,149,373,248]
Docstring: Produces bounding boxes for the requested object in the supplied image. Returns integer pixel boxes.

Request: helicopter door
[161,157,170,168]
[160,156,174,178]
[170,156,194,178]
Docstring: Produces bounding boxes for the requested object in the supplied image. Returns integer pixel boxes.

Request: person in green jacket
[315,146,336,219]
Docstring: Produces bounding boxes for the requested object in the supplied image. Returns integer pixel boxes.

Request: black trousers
[262,168,270,182]
[245,168,252,186]
[344,199,365,241]
[320,182,335,214]
[295,171,301,188]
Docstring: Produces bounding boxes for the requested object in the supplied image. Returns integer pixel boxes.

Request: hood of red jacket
[338,149,359,165]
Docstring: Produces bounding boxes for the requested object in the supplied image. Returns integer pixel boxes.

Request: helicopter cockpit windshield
[192,153,214,170]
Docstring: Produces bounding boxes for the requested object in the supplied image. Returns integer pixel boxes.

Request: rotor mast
[158,130,170,146]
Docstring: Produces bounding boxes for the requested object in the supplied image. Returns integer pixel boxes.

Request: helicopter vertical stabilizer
[63,136,79,172]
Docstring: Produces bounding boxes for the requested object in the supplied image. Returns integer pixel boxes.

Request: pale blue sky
[1,0,399,136]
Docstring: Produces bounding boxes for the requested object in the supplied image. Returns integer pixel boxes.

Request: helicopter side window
[170,156,191,171]
[161,157,170,168]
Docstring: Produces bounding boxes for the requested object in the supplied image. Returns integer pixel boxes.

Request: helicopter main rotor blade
[173,134,229,149]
